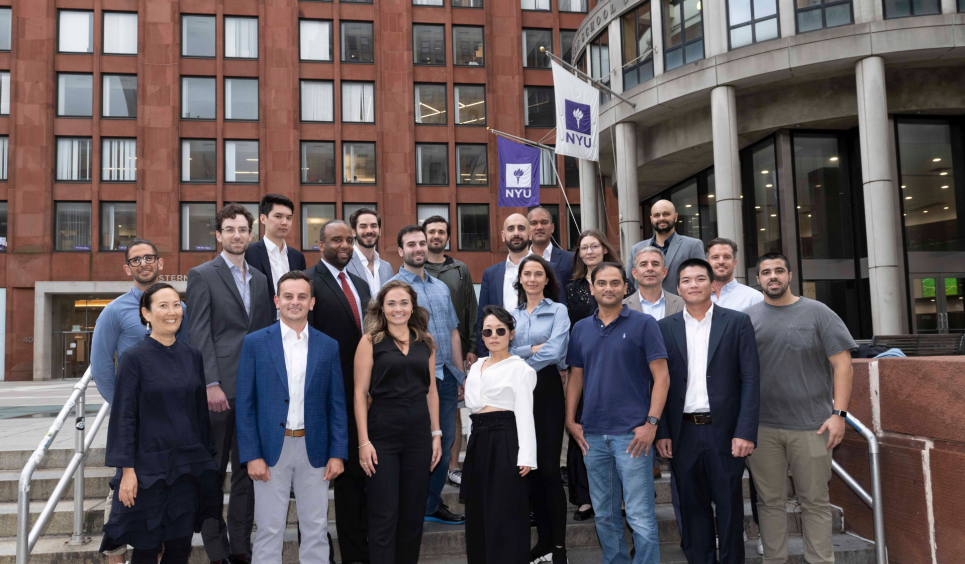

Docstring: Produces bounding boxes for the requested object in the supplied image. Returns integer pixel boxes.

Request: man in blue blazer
[655,258,760,564]
[246,194,308,320]
[528,206,575,287]
[236,270,348,564]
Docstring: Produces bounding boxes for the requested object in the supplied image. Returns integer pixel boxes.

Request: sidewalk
[0,379,108,453]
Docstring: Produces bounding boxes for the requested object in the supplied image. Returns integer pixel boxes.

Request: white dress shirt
[464,356,538,468]
[712,278,765,312]
[503,252,532,311]
[264,237,292,293]
[682,304,713,414]
[638,289,667,320]
[354,246,383,297]
[540,241,554,262]
[280,321,310,430]
[321,258,363,315]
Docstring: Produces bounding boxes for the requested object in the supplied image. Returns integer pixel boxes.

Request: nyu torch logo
[564,99,592,147]
[504,163,532,198]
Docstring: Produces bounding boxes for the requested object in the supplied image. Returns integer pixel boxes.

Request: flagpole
[540,48,637,109]
[487,127,555,152]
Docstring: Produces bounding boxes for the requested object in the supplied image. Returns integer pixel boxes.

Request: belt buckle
[694,414,711,425]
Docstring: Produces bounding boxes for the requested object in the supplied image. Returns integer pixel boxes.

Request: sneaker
[757,539,764,555]
[744,530,748,543]
[447,468,462,486]
[425,504,465,525]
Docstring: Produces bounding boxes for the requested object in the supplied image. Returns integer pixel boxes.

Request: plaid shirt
[389,267,466,384]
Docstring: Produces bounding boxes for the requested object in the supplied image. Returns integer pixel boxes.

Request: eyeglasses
[127,254,158,267]
[481,328,508,338]
[580,244,602,253]
[220,227,251,236]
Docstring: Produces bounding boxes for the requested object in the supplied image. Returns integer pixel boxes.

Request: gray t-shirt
[745,297,856,431]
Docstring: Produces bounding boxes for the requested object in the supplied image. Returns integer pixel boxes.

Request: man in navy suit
[656,258,760,564]
[236,270,348,564]
[528,206,575,288]
[246,194,307,320]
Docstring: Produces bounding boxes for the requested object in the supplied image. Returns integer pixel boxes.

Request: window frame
[524,86,555,128]
[298,18,335,63]
[301,203,338,251]
[415,83,448,126]
[882,0,941,19]
[622,3,655,90]
[101,74,138,119]
[559,0,589,12]
[520,0,552,12]
[413,23,447,66]
[522,28,554,69]
[101,137,138,183]
[299,79,336,123]
[0,135,8,182]
[560,29,576,65]
[452,25,485,67]
[300,140,337,185]
[57,9,94,55]
[223,15,259,60]
[341,81,376,124]
[726,0,780,49]
[99,201,138,252]
[180,202,218,252]
[451,0,485,9]
[456,203,492,251]
[663,0,705,70]
[102,11,138,56]
[795,0,854,33]
[0,71,8,116]
[54,136,95,183]
[0,7,11,52]
[54,201,93,252]
[180,75,217,121]
[224,139,260,184]
[413,0,446,6]
[454,83,487,126]
[0,201,7,252]
[342,141,378,184]
[180,14,217,59]
[56,72,95,118]
[180,138,218,184]
[738,134,783,276]
[224,76,260,122]
[455,143,489,186]
[415,143,450,186]
[340,21,376,64]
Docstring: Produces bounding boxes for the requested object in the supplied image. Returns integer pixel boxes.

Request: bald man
[627,199,706,295]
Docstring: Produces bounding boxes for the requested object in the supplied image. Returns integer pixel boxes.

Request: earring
[146,322,151,331]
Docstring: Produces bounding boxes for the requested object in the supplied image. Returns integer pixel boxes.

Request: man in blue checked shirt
[388,225,467,526]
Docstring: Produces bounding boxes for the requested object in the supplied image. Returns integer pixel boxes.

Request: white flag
[552,61,600,162]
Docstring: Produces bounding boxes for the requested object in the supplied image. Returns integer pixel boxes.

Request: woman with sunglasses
[461,305,537,564]
[510,255,570,564]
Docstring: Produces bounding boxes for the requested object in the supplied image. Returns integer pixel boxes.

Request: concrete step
[0,449,108,472]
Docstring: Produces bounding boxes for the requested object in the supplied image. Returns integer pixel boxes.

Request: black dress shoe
[425,504,466,525]
[573,506,594,521]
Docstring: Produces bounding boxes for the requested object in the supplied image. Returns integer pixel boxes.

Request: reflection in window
[540,148,558,186]
[0,201,6,251]
[0,8,11,51]
[343,142,376,183]
[301,141,336,184]
[456,144,487,185]
[0,136,7,180]
[341,22,375,63]
[415,84,447,124]
[523,29,553,68]
[241,203,261,241]
[416,144,449,185]
[414,25,446,65]
[59,11,94,53]
[225,17,258,58]
[561,31,576,65]
[0,72,7,115]
[458,204,491,251]
[521,0,551,10]
[793,134,854,264]
[102,139,137,182]
[898,121,961,253]
[181,139,217,182]
[225,78,259,120]
[453,0,484,7]
[100,202,137,251]
[344,203,377,222]
[414,0,445,5]
[524,87,555,127]
[302,203,336,250]
[103,75,137,118]
[104,13,138,54]
[418,204,450,227]
[342,82,375,123]
[182,77,216,119]
[181,203,217,251]
[58,74,93,117]
[56,202,92,251]
[623,4,654,90]
[560,0,588,12]
[564,156,580,188]
[225,140,259,183]
[182,15,216,57]
[300,20,333,61]
[590,31,611,103]
[741,137,781,274]
[453,27,484,66]
[56,138,94,181]
[663,0,703,71]
[301,80,334,122]
[796,0,852,33]
[729,0,779,49]
[455,85,486,125]
[568,204,583,250]
[642,167,716,244]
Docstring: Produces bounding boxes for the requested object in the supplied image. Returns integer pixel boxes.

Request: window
[455,85,486,125]
[182,77,216,119]
[796,0,852,32]
[56,138,93,181]
[642,167,717,244]
[181,203,217,251]
[181,139,217,182]
[521,0,551,10]
[567,204,582,250]
[729,0,779,48]
[102,75,137,118]
[739,137,781,275]
[57,74,93,117]
[590,31,611,103]
[225,17,258,58]
[0,8,10,51]
[664,0,704,70]
[524,87,555,127]
[341,22,374,63]
[884,0,939,18]
[301,80,334,122]
[55,202,92,251]
[415,84,447,125]
[540,148,558,186]
[0,136,7,180]
[104,12,137,55]
[418,203,450,225]
[102,139,136,182]
[225,141,259,183]
[523,29,552,68]
[416,144,448,185]
[342,0,373,4]
[241,203,261,241]
[961,0,965,12]
[458,204,490,250]
[453,0,484,7]
[302,204,336,250]
[414,0,444,5]
[301,141,336,184]
[414,25,446,65]
[100,202,137,251]
[344,202,377,220]
[0,202,6,251]
[300,20,333,61]
[623,4,654,90]
[182,15,216,57]
[560,0,588,11]
[59,11,93,53]
[225,78,258,120]
[342,82,375,123]
[561,31,576,64]
[343,142,376,183]
[0,72,7,115]
[564,156,579,187]
[453,27,484,66]
[456,144,487,185]
[897,120,961,253]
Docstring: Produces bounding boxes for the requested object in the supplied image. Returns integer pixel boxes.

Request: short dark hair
[677,258,714,280]
[216,203,255,231]
[591,262,627,284]
[705,237,738,255]
[260,194,294,218]
[349,207,381,230]
[138,282,177,326]
[481,305,516,332]
[397,225,426,249]
[527,206,555,224]
[514,255,561,307]
[756,252,792,272]
[319,219,350,243]
[125,239,158,261]
[421,215,451,236]
[277,270,314,298]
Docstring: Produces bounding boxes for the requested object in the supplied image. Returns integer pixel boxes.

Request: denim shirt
[511,298,570,372]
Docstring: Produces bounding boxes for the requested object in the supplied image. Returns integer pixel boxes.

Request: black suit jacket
[246,239,307,317]
[548,245,575,290]
[656,306,761,453]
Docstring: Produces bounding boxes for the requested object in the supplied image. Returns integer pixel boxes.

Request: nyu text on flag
[497,136,541,208]
[552,60,599,161]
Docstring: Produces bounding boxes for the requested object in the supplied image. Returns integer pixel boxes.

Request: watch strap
[832,409,848,418]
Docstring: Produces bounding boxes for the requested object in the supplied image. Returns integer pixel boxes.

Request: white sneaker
[447,468,462,486]
[757,539,764,555]
[531,554,552,564]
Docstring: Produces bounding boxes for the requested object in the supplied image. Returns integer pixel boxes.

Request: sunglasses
[481,328,508,338]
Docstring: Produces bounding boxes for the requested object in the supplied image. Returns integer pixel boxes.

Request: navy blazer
[236,323,349,468]
[656,306,760,452]
[246,238,308,318]
[548,245,575,289]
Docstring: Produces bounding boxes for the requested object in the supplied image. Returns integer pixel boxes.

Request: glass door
[911,275,965,334]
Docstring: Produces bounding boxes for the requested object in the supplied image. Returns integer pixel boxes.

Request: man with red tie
[305,220,372,564]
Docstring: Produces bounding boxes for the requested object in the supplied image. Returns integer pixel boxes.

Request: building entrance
[910,275,965,335]
[50,296,111,379]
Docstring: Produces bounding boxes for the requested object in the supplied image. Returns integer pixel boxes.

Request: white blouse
[464,356,538,469]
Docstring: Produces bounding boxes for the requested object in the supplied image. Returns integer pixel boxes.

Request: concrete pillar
[578,159,602,232]
[614,122,641,266]
[856,56,903,335]
[710,85,747,283]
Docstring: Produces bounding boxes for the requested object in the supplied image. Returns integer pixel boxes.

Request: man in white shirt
[528,206,575,289]
[501,213,532,310]
[246,194,307,320]
[347,207,394,297]
[706,237,764,312]
[625,245,685,321]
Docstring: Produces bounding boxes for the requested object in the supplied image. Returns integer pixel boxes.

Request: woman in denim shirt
[510,255,571,564]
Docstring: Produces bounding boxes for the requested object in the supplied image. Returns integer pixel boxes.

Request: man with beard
[246,194,307,321]
[347,207,394,296]
[91,238,190,564]
[706,238,763,312]
[388,225,466,525]
[304,220,373,563]
[188,204,274,564]
[528,206,575,292]
[745,254,854,564]
[627,200,705,295]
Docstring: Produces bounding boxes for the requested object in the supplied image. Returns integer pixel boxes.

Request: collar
[506,250,532,268]
[515,297,554,311]
[396,267,430,284]
[130,286,144,299]
[320,258,348,279]
[354,246,380,266]
[683,303,714,325]
[279,320,309,342]
[719,278,739,294]
[654,232,675,250]
[221,251,250,274]
[592,304,631,324]
[639,289,665,306]
[264,237,287,256]
[540,241,554,261]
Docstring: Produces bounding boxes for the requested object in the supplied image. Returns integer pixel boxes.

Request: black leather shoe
[573,506,594,521]
[425,504,465,525]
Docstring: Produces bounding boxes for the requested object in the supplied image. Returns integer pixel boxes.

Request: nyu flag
[497,136,540,207]
[552,61,600,161]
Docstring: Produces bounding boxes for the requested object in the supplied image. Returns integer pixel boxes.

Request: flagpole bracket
[541,48,637,109]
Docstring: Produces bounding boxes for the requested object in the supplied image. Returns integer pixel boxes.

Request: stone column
[578,159,602,232]
[711,85,747,283]
[614,122,641,266]
[856,56,903,335]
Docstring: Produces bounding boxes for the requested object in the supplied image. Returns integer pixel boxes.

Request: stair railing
[831,413,887,564]
[16,367,111,564]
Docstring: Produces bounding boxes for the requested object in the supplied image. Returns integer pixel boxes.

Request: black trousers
[366,398,433,564]
[671,421,746,564]
[566,396,591,507]
[203,398,253,561]
[461,412,530,564]
[529,366,567,548]
[335,416,370,563]
[130,535,192,564]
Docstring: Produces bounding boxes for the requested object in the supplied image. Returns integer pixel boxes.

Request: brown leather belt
[285,429,306,437]
[682,413,712,425]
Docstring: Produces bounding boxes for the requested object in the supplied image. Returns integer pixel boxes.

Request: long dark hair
[138,282,178,326]
[571,229,621,282]
[364,280,435,349]
[513,255,560,307]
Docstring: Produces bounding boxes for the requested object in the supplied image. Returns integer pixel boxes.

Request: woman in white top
[460,305,537,564]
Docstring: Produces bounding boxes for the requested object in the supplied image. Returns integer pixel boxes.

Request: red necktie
[338,272,362,331]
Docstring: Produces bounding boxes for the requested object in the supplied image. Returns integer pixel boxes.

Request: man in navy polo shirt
[565,262,670,564]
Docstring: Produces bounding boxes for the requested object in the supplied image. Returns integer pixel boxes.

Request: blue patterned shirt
[222,251,252,316]
[511,299,570,372]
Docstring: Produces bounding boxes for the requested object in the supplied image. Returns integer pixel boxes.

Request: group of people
[89,195,855,564]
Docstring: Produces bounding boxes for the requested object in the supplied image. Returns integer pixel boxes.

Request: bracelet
[358,441,372,449]
[431,430,442,437]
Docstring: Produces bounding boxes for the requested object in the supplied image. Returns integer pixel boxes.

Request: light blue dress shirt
[511,298,570,371]
[638,289,667,321]
[222,251,253,316]
[711,278,765,312]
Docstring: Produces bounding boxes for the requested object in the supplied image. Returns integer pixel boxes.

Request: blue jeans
[584,433,659,564]
[426,367,458,515]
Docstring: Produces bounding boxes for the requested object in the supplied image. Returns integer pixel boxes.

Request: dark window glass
[102,138,137,181]
[622,5,654,89]
[740,137,781,278]
[796,0,852,32]
[103,75,137,118]
[664,0,703,70]
[960,0,965,12]
[561,30,576,65]
[803,279,871,337]
[225,78,258,120]
[55,202,92,251]
[100,202,137,251]
[455,85,486,125]
[415,84,447,124]
[642,167,717,244]
[0,201,6,251]
[181,139,217,182]
[343,142,376,183]
[302,204,336,250]
[104,12,138,55]
[182,15,216,57]
[453,0,484,7]
[225,140,259,183]
[540,148,558,186]
[182,77,216,119]
[181,203,217,251]
[729,0,779,49]
[58,74,93,117]
[590,31,611,103]
[456,144,488,185]
[414,25,446,65]
[564,156,580,188]
[525,87,555,127]
[523,29,552,68]
[0,136,7,180]
[458,204,490,250]
[567,204,582,250]
[341,22,374,63]
[59,11,94,53]
[417,144,448,185]
[0,8,11,51]
[453,27,484,66]
[56,138,94,181]
[560,0,588,11]
[301,141,336,184]
[300,20,333,61]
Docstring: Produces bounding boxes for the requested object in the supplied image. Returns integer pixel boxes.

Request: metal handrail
[831,413,887,564]
[16,367,111,564]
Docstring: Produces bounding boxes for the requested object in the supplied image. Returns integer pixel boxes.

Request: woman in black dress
[101,283,222,564]
[354,280,443,564]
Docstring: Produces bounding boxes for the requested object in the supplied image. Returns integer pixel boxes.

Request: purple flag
[497,136,540,208]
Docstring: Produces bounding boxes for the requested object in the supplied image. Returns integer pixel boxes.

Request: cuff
[206,382,220,388]
[512,345,533,359]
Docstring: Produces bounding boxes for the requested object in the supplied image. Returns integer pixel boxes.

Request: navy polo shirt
[566,305,668,436]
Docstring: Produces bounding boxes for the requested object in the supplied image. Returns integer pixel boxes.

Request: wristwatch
[832,410,848,419]
[646,415,660,426]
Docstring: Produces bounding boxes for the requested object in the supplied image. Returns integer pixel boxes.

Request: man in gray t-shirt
[744,253,855,564]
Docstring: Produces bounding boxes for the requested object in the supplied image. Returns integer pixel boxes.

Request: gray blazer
[624,290,685,319]
[187,254,273,399]
[345,250,395,296]
[627,233,706,295]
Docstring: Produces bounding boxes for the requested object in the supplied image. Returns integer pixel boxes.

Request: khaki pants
[746,425,834,564]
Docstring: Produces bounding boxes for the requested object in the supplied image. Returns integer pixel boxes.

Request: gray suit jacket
[345,250,395,296]
[624,290,685,319]
[627,233,706,295]
[187,254,273,399]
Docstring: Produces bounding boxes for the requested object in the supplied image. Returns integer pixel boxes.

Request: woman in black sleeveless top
[354,280,443,564]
